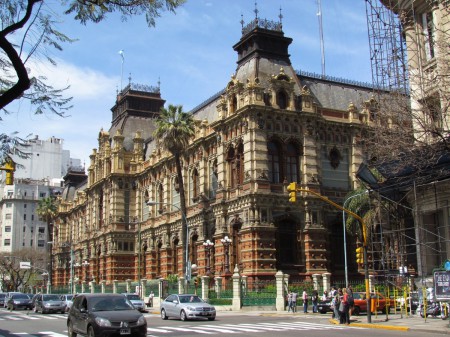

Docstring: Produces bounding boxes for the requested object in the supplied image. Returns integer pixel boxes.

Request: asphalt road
[0,308,443,337]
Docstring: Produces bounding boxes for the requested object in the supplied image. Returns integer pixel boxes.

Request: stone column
[232,265,241,311]
[312,274,321,291]
[201,276,209,300]
[178,277,185,294]
[369,274,375,293]
[275,271,285,311]
[113,280,119,294]
[215,276,222,298]
[125,279,132,293]
[241,275,248,296]
[322,272,331,293]
[89,280,95,293]
[141,279,147,299]
[100,280,106,294]
[81,281,87,293]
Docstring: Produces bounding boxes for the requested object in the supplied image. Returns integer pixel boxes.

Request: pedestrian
[322,290,328,301]
[312,290,319,313]
[331,288,340,320]
[339,288,350,325]
[302,289,309,313]
[347,286,354,318]
[291,291,298,312]
[287,291,293,312]
[147,291,154,308]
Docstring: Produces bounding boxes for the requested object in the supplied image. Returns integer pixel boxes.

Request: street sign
[19,262,31,269]
[434,271,450,301]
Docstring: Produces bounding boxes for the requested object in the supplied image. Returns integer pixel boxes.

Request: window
[38,240,45,247]
[285,143,299,183]
[268,141,281,183]
[422,12,435,60]
[24,204,27,208]
[172,178,180,210]
[227,143,244,188]
[277,90,288,109]
[209,161,218,198]
[191,168,200,202]
[5,226,11,232]
[6,203,11,208]
[40,192,46,198]
[23,226,26,232]
[5,214,11,219]
[31,215,34,221]
[267,140,300,184]
[4,239,10,246]
[23,214,26,221]
[38,227,45,234]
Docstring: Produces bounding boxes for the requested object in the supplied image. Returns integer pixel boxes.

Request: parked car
[160,294,216,321]
[0,293,6,307]
[60,294,74,312]
[121,293,146,312]
[317,298,333,314]
[6,293,33,310]
[33,293,66,314]
[352,292,395,315]
[67,293,147,337]
[4,292,23,308]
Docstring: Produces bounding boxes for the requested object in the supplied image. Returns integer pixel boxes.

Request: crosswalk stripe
[39,332,68,337]
[187,325,238,333]
[4,315,22,320]
[218,324,265,332]
[159,326,214,334]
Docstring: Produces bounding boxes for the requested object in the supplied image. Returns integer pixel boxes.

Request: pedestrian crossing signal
[356,246,364,264]
[287,182,297,203]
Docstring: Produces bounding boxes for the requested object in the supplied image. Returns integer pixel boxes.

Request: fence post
[275,270,285,311]
[232,265,241,311]
[126,279,132,293]
[141,279,147,299]
[101,280,106,293]
[113,280,119,294]
[215,276,222,298]
[81,281,87,293]
[89,280,95,293]
[201,276,209,300]
[322,272,331,293]
[178,277,185,294]
[312,274,320,292]
[369,274,375,293]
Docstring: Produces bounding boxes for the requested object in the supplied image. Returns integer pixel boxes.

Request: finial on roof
[279,6,283,27]
[158,76,161,90]
[128,73,132,85]
[240,13,244,29]
[254,1,259,21]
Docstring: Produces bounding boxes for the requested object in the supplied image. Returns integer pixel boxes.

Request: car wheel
[180,310,188,321]
[161,309,168,320]
[208,317,215,321]
[353,306,361,316]
[68,321,77,337]
[87,326,95,337]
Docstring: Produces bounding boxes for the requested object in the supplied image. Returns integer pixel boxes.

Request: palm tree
[153,104,197,279]
[36,196,59,286]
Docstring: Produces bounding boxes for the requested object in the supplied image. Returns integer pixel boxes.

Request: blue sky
[3,0,372,167]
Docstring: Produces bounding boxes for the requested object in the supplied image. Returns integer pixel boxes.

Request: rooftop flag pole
[316,0,326,78]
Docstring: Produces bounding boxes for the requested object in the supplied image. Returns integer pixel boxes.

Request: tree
[0,249,47,291]
[153,104,198,279]
[36,195,59,285]
[0,0,185,163]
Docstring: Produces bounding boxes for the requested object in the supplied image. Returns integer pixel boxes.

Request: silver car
[121,293,146,312]
[160,294,216,321]
[33,293,66,314]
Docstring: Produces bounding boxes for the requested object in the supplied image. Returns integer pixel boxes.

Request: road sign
[434,271,450,301]
[19,262,31,269]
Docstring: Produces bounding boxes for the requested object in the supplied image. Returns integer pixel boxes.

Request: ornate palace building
[52,16,379,286]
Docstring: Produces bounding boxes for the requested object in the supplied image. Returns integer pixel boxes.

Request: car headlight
[137,315,146,326]
[186,306,195,311]
[95,316,112,327]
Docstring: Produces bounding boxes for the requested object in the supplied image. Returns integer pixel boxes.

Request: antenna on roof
[316,0,326,78]
[254,1,259,21]
[279,6,283,29]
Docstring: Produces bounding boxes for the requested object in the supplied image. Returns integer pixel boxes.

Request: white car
[122,293,146,312]
[160,294,216,321]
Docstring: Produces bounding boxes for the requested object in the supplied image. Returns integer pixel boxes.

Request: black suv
[67,293,147,337]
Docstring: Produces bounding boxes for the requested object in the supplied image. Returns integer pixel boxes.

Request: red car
[352,292,395,315]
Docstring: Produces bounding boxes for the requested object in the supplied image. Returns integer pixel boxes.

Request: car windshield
[179,295,203,303]
[126,295,140,301]
[90,297,135,312]
[43,295,61,301]
[65,295,74,300]
[13,294,29,299]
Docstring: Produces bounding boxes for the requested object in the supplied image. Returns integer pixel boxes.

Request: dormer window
[277,90,288,109]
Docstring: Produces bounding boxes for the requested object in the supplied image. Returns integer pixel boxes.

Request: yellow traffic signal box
[287,182,297,203]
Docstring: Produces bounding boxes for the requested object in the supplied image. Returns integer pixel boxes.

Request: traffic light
[356,246,364,264]
[287,182,297,203]
[1,158,15,185]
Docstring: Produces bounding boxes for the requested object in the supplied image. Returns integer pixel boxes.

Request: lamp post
[220,236,232,275]
[146,201,190,281]
[203,239,214,276]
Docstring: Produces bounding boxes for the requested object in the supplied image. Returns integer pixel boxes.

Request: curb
[329,318,409,331]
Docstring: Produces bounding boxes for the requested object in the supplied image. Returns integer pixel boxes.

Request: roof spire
[240,13,244,30]
[279,6,283,28]
[254,1,259,21]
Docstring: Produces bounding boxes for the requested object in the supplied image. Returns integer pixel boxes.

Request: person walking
[339,288,350,325]
[312,290,319,313]
[291,291,298,313]
[331,288,340,320]
[287,291,293,312]
[302,289,309,313]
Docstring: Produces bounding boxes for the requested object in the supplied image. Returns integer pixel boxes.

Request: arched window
[172,177,180,211]
[277,90,288,109]
[268,141,281,183]
[189,168,199,204]
[157,184,164,213]
[227,144,244,188]
[209,160,218,198]
[285,142,299,183]
[231,95,237,113]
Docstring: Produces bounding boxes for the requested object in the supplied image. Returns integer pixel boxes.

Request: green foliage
[166,274,178,283]
[208,298,232,305]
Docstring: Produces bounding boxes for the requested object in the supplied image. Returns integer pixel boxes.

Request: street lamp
[146,201,190,282]
[220,236,232,275]
[203,239,214,276]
